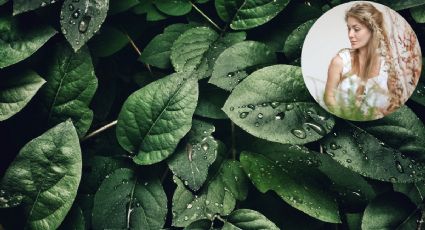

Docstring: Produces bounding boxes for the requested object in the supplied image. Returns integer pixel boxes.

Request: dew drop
[229,107,234,111]
[41,1,47,7]
[201,143,209,151]
[389,177,398,183]
[247,104,255,110]
[275,112,285,120]
[239,112,248,119]
[270,101,280,109]
[329,142,340,150]
[291,129,306,139]
[72,10,80,19]
[395,161,404,173]
[255,122,260,127]
[78,15,91,33]
[257,113,263,119]
[68,4,74,11]
[187,204,192,209]
[184,216,188,221]
[304,122,326,135]
[346,159,352,163]
[286,104,294,111]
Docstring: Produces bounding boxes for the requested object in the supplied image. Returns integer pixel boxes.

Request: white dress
[335,49,390,117]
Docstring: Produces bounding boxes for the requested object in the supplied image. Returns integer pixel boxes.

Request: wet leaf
[195,82,229,119]
[116,73,199,165]
[283,19,315,60]
[92,168,167,229]
[89,25,128,57]
[223,209,279,230]
[223,65,335,145]
[0,70,46,121]
[215,0,290,30]
[132,0,168,21]
[375,0,425,10]
[109,0,139,15]
[411,5,425,23]
[39,43,97,138]
[167,120,218,191]
[13,0,61,15]
[209,41,276,91]
[0,120,81,230]
[60,0,109,51]
[240,145,341,223]
[58,204,85,230]
[0,16,56,68]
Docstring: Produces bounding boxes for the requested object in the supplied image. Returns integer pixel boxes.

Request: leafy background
[1,0,425,229]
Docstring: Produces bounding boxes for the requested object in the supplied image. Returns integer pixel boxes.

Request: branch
[82,120,117,142]
[190,1,223,31]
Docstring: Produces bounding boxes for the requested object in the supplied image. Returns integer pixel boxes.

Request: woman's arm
[324,55,343,112]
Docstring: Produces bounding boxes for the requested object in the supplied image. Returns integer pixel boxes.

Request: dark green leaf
[92,168,167,230]
[411,5,425,23]
[411,80,425,106]
[240,147,341,223]
[184,219,212,229]
[0,120,81,230]
[172,29,247,79]
[0,16,56,68]
[116,73,199,165]
[393,182,424,205]
[172,160,248,227]
[223,209,279,230]
[0,0,8,6]
[109,0,139,15]
[0,70,46,121]
[361,192,417,230]
[223,65,335,144]
[209,41,276,91]
[40,43,97,138]
[140,23,196,69]
[89,25,128,57]
[215,0,290,30]
[154,0,192,16]
[60,0,109,51]
[321,113,425,183]
[13,0,61,15]
[167,120,218,191]
[283,19,315,60]
[132,0,168,21]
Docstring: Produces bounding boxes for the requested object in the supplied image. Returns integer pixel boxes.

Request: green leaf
[321,113,425,183]
[375,0,425,10]
[172,29,247,79]
[223,209,279,230]
[172,160,248,227]
[411,5,425,23]
[167,120,218,191]
[60,0,109,51]
[171,27,218,73]
[13,0,60,15]
[0,16,56,69]
[58,204,85,230]
[240,147,341,223]
[140,23,196,69]
[215,0,290,30]
[393,183,425,205]
[0,70,46,121]
[154,0,192,16]
[0,0,8,6]
[92,168,168,230]
[194,82,229,119]
[0,120,81,230]
[109,0,139,15]
[283,19,315,60]
[184,219,212,229]
[209,41,276,91]
[361,192,417,230]
[223,65,335,145]
[132,0,168,21]
[40,43,97,138]
[116,73,199,165]
[89,25,128,57]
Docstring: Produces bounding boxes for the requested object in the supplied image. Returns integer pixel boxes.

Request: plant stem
[125,33,152,73]
[161,167,169,183]
[190,1,223,31]
[82,120,117,141]
[231,121,236,160]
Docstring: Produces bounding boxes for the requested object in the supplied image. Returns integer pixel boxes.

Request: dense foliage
[1,0,425,229]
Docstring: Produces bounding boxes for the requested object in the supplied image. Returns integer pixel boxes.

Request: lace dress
[335,49,390,118]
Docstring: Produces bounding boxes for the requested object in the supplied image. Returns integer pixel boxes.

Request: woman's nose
[348,30,354,38]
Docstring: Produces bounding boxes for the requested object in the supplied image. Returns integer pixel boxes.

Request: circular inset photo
[301,1,422,121]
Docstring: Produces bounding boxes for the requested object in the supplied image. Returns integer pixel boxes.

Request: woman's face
[347,16,372,50]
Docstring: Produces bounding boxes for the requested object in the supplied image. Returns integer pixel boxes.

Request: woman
[324,3,402,120]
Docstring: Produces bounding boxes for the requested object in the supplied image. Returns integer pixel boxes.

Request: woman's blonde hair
[345,3,402,113]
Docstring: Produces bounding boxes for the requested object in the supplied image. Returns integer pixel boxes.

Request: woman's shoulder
[337,48,354,58]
